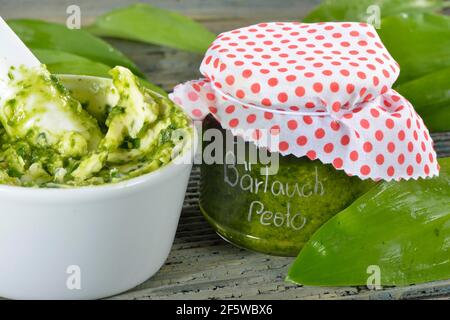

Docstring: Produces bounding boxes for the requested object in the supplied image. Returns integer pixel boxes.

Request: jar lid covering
[170,22,439,181]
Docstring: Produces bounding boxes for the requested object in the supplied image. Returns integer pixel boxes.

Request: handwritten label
[224,161,324,198]
[248,201,307,231]
[223,154,325,231]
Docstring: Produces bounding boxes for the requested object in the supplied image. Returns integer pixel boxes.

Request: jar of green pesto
[171,22,435,256]
[198,115,373,256]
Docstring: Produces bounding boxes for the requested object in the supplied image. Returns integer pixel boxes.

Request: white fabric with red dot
[170,22,439,181]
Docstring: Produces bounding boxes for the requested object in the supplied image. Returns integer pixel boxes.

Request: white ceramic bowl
[0,75,196,299]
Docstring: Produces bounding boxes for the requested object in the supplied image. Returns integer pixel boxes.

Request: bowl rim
[0,74,198,195]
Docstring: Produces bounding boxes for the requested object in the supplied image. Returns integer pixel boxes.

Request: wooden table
[2,0,449,300]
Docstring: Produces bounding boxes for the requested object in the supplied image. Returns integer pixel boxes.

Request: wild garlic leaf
[8,19,144,77]
[86,3,216,53]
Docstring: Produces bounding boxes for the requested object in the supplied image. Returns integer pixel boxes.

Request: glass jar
[200,115,375,256]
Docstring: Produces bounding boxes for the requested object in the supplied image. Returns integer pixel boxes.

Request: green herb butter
[0,65,191,187]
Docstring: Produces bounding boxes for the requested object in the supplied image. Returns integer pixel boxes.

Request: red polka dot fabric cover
[170,22,439,181]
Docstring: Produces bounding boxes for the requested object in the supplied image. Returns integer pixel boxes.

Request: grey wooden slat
[0,0,320,26]
[342,280,450,300]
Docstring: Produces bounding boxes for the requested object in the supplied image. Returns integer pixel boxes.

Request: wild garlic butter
[0,65,191,187]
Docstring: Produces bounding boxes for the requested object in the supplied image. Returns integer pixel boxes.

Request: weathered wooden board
[0,0,320,26]
[1,0,449,300]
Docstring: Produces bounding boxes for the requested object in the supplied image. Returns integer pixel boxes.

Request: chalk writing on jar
[248,201,307,231]
[224,162,325,198]
[222,152,326,231]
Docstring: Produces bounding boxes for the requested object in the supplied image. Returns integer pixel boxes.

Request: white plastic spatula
[0,16,40,85]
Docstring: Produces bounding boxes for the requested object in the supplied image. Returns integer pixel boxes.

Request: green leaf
[86,3,216,53]
[303,0,445,23]
[378,13,450,84]
[287,158,450,287]
[32,49,166,96]
[8,19,144,77]
[32,49,112,77]
[395,67,450,132]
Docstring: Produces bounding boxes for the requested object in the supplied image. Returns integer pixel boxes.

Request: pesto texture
[200,116,375,256]
[0,65,191,187]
